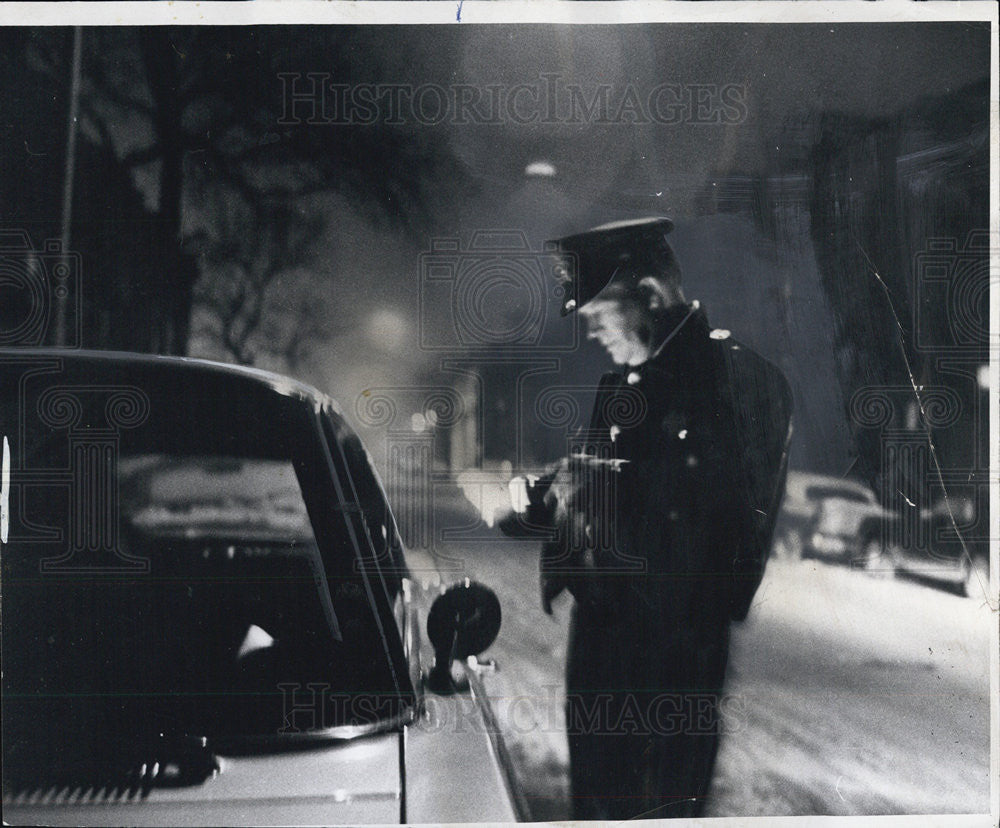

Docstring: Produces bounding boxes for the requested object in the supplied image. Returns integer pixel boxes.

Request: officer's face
[579,295,652,366]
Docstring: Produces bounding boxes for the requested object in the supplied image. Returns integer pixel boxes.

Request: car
[771,472,887,567]
[770,471,843,559]
[796,475,895,571]
[891,493,990,599]
[0,349,527,825]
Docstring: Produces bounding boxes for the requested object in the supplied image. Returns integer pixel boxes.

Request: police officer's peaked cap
[547,217,675,316]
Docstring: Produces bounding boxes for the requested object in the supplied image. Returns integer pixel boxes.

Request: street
[406,484,993,821]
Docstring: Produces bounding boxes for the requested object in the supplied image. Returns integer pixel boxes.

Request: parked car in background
[772,472,841,559]
[776,469,991,599]
[797,476,895,571]
[772,472,890,569]
[1,350,525,825]
[891,493,990,599]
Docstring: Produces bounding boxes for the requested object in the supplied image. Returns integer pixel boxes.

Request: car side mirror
[425,580,501,694]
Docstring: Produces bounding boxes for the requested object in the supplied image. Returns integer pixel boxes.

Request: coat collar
[647,300,706,363]
[622,301,709,385]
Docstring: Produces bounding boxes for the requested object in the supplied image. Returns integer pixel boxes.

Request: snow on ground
[711,559,991,817]
[418,486,993,821]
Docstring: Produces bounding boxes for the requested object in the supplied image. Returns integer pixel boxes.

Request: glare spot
[1,435,8,544]
[237,624,275,660]
[977,364,992,390]
[367,309,408,352]
[678,429,687,440]
[410,412,427,433]
[709,329,731,340]
[525,160,556,177]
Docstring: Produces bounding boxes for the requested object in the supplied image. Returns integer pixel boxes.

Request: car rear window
[4,443,406,748]
[123,455,317,539]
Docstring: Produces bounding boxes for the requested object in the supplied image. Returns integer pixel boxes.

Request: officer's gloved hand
[498,468,560,538]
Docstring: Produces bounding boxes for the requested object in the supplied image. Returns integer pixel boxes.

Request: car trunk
[3,733,402,826]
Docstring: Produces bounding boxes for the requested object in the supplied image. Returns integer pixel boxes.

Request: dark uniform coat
[534,303,792,820]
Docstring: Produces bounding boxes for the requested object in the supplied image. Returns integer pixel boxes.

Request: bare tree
[190,193,340,369]
[9,27,467,355]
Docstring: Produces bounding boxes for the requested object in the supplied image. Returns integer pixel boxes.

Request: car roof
[785,471,874,498]
[0,348,339,413]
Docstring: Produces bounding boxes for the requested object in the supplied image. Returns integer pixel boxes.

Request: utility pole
[55,27,82,347]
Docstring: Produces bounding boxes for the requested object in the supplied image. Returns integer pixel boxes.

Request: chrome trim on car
[220,706,416,750]
[462,662,531,822]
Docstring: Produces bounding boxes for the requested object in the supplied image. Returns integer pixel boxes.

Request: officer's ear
[637,276,669,312]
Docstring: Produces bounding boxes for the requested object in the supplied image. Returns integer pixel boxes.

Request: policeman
[505,217,792,819]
